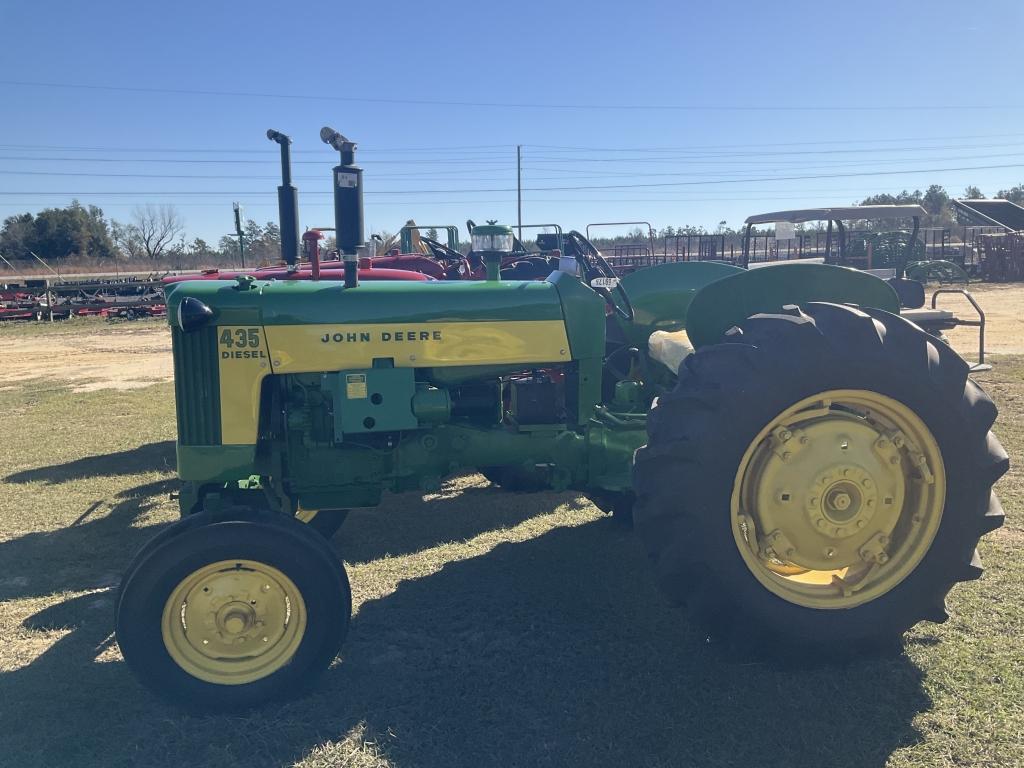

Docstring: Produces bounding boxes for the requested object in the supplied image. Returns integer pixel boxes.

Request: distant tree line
[0,200,285,268]
[3,182,1024,266]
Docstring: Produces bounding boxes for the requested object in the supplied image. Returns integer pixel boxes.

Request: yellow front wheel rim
[295,507,318,524]
[161,560,307,685]
[731,390,945,610]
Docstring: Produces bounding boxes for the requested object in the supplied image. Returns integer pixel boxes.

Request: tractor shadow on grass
[0,478,178,603]
[3,440,177,485]
[338,475,592,564]
[0,466,550,606]
[0,511,931,768]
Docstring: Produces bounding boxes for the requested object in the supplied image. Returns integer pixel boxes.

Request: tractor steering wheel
[567,231,635,322]
[420,236,464,264]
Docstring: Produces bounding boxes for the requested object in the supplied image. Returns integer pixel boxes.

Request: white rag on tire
[648,329,694,374]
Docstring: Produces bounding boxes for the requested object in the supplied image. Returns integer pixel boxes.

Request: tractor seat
[900,307,958,329]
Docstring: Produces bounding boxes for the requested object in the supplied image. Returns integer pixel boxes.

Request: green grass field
[0,340,1020,767]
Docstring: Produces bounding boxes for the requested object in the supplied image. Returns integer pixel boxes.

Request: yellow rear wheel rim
[731,390,945,610]
[161,559,307,685]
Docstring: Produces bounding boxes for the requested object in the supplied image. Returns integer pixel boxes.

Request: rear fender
[685,262,900,348]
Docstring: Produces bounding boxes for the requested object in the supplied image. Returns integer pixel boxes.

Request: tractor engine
[166,269,637,515]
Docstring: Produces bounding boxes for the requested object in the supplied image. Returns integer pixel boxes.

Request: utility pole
[233,202,246,268]
[516,145,522,241]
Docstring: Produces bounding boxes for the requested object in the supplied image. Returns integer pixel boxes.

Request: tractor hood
[166,277,565,328]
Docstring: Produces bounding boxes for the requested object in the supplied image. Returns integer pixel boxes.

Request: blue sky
[1,0,1022,245]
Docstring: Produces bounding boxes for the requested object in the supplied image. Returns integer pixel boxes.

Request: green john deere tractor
[114,129,1008,711]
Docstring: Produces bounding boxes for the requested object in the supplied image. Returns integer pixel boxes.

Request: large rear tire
[632,303,1007,655]
[116,512,351,711]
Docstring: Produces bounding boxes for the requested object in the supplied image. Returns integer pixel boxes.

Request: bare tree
[111,220,144,260]
[131,204,184,259]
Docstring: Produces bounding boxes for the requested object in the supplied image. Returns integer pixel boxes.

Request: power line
[523,142,1024,163]
[5,142,1024,171]
[7,150,1024,183]
[0,154,516,166]
[0,170,520,181]
[528,132,1024,151]
[0,143,516,156]
[6,131,1024,155]
[2,79,1023,112]
[2,158,1022,196]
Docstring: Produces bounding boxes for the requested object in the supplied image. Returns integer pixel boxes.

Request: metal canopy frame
[740,206,928,273]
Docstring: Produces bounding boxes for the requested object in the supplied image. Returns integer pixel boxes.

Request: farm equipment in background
[740,207,991,369]
[0,273,168,322]
[113,127,1008,712]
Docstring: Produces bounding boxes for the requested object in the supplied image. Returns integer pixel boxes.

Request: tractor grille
[171,326,222,445]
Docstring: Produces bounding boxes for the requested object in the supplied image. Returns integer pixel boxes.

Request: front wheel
[116,512,351,711]
[633,303,1007,655]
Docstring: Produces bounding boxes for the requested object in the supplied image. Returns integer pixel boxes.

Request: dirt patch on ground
[944,282,1024,357]
[0,326,172,392]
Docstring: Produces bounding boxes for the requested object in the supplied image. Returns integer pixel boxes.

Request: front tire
[295,507,349,538]
[116,512,351,711]
[632,303,1007,655]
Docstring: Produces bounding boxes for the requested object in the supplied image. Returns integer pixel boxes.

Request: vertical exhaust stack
[320,127,363,288]
[323,126,368,288]
[266,129,300,266]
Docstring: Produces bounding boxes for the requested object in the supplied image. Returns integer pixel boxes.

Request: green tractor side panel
[615,261,745,347]
[685,262,901,348]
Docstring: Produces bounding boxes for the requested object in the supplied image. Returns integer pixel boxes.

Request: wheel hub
[808,466,877,535]
[216,601,257,637]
